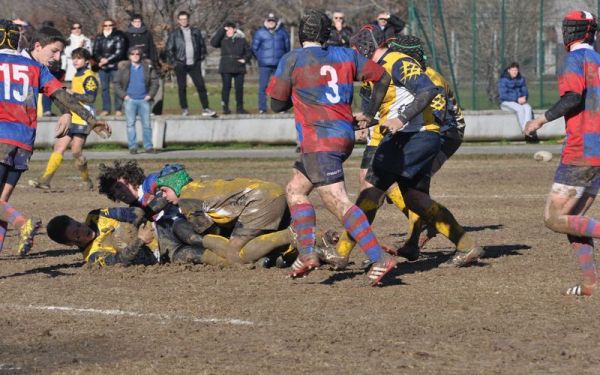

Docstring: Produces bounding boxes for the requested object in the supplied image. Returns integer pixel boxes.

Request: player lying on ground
[524,10,600,296]
[319,25,482,269]
[267,9,398,286]
[0,20,110,256]
[46,205,229,267]
[155,164,297,266]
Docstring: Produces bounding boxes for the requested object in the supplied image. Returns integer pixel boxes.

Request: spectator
[210,21,252,114]
[63,22,92,82]
[124,14,163,116]
[326,11,353,47]
[252,12,290,114]
[93,18,127,116]
[498,62,537,142]
[372,11,405,40]
[114,46,159,154]
[166,11,216,117]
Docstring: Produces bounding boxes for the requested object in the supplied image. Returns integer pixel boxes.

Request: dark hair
[508,62,519,69]
[177,11,190,19]
[31,26,66,47]
[98,160,146,201]
[71,47,91,60]
[224,20,236,28]
[47,215,74,244]
[131,14,143,21]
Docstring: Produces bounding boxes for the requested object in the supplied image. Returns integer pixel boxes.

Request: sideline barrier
[33,110,565,148]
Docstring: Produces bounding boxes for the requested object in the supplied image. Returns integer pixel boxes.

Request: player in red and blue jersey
[267,9,398,286]
[0,20,110,256]
[525,10,600,296]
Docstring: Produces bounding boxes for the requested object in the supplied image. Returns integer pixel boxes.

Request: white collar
[0,49,21,56]
[570,43,594,51]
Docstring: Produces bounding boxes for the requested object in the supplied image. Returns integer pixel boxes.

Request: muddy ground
[0,155,599,374]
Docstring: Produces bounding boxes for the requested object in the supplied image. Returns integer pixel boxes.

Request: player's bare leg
[544,186,598,296]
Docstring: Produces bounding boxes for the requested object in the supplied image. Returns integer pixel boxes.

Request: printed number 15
[0,63,30,102]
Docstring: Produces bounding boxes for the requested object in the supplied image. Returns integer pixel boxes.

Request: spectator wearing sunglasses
[64,22,91,82]
[326,11,353,47]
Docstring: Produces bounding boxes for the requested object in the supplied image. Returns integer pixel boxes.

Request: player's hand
[137,222,155,244]
[55,114,71,138]
[517,96,527,105]
[356,128,368,141]
[90,120,112,139]
[381,117,405,134]
[524,117,545,136]
[353,112,371,129]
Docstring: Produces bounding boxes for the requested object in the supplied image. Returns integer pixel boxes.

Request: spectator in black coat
[93,18,128,115]
[372,11,405,41]
[211,21,252,114]
[326,11,353,47]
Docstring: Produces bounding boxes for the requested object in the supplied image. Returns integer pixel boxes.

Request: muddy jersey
[82,208,140,264]
[367,51,438,147]
[178,178,285,227]
[558,45,600,166]
[0,49,62,151]
[424,67,464,136]
[267,46,385,154]
[70,68,98,126]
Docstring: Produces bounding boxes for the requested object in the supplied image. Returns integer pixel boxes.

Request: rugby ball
[533,150,553,162]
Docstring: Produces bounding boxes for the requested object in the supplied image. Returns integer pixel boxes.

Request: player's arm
[50,89,111,138]
[363,72,390,121]
[524,92,582,135]
[271,97,293,112]
[268,54,294,113]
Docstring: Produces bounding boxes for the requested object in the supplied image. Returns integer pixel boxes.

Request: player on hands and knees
[267,9,397,285]
[525,10,600,296]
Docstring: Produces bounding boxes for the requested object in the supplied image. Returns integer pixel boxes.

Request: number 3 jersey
[557,44,600,166]
[0,49,62,151]
[267,46,385,154]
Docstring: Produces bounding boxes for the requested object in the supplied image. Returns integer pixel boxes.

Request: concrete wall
[33,110,565,148]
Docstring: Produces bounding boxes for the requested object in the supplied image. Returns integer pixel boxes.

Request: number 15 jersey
[267,46,385,154]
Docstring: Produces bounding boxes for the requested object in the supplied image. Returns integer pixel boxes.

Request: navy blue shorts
[0,143,32,171]
[360,146,377,170]
[294,151,349,187]
[68,124,89,136]
[553,163,600,197]
[367,131,440,192]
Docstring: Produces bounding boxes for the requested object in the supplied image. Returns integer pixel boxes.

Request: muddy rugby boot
[289,252,320,279]
[17,217,42,256]
[562,283,597,297]
[441,246,484,267]
[366,254,398,286]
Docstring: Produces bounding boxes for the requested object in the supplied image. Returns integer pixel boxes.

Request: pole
[437,0,460,104]
[539,0,544,108]
[471,0,477,109]
[408,0,416,35]
[500,0,506,71]
[426,0,441,73]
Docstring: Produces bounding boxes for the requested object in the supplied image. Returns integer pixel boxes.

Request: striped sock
[567,216,600,238]
[342,205,384,263]
[0,220,7,252]
[0,202,27,229]
[337,195,380,257]
[569,237,598,285]
[290,203,316,255]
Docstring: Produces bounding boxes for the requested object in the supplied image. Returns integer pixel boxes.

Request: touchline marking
[1,304,254,326]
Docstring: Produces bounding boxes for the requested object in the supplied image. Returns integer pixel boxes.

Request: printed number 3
[320,65,340,104]
[0,63,30,102]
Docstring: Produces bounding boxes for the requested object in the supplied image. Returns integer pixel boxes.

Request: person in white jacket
[63,22,92,82]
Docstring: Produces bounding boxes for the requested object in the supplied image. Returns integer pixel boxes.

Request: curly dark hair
[98,160,146,201]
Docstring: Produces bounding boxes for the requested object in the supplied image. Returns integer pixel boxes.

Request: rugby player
[266,9,398,285]
[0,20,109,255]
[322,25,482,268]
[524,10,600,296]
[155,164,297,266]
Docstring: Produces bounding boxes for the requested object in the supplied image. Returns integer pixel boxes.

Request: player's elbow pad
[271,97,293,113]
[544,92,583,122]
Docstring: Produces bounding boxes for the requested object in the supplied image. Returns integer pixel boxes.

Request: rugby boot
[289,252,320,278]
[561,282,597,297]
[17,217,42,256]
[315,245,349,270]
[441,246,484,267]
[366,254,398,286]
[384,242,420,262]
[28,179,50,190]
